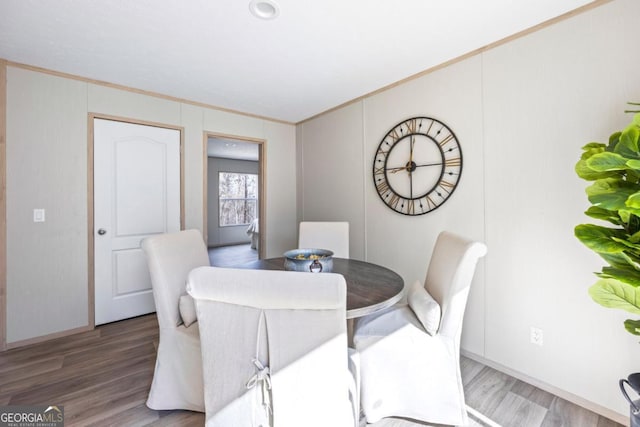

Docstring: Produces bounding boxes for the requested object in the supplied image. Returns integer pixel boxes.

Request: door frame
[203,132,265,259]
[0,60,6,351]
[88,113,185,329]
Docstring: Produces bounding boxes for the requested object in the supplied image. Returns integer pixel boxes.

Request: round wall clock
[372,117,462,215]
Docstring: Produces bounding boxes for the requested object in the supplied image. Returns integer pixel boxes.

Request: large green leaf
[598,266,640,287]
[582,142,607,151]
[611,236,640,255]
[589,279,640,314]
[628,192,640,209]
[575,159,618,181]
[619,209,632,224]
[619,251,640,271]
[615,126,640,159]
[574,224,627,253]
[600,252,637,270]
[586,178,637,210]
[584,206,621,225]
[596,250,640,273]
[624,319,640,335]
[618,208,640,224]
[611,130,632,157]
[626,159,640,172]
[586,152,630,172]
[622,121,640,143]
[607,131,621,153]
[580,142,606,160]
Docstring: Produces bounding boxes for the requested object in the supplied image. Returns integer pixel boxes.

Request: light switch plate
[33,209,45,222]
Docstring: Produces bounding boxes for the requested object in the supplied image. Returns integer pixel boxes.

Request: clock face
[373,117,462,215]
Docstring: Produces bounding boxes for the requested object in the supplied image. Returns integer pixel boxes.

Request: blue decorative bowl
[283,248,334,273]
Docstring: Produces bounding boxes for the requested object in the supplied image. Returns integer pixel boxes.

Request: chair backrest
[424,231,487,339]
[141,229,210,330]
[298,221,349,258]
[187,266,354,427]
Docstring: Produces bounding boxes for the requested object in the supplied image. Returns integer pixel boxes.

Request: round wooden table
[238,257,404,319]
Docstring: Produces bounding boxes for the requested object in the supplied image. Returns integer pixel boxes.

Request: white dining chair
[298,221,349,258]
[141,229,210,412]
[187,266,359,427]
[353,231,487,426]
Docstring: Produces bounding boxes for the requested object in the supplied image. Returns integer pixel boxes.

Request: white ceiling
[0,0,599,123]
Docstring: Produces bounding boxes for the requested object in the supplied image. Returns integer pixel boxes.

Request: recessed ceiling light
[249,0,280,20]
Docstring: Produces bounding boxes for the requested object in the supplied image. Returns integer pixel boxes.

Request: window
[219,172,258,226]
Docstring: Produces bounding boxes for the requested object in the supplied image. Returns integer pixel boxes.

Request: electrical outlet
[33,209,45,223]
[530,327,543,346]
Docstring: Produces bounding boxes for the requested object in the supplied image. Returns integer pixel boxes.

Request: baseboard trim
[5,324,94,351]
[461,350,629,426]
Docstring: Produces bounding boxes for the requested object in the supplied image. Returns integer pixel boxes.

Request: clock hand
[387,165,409,173]
[409,136,414,198]
[388,161,444,174]
[409,136,414,164]
[413,161,444,168]
[409,165,413,199]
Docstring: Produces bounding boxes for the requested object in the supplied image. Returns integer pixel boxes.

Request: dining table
[237,257,405,319]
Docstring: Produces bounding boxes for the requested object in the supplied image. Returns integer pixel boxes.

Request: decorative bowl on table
[283,248,334,273]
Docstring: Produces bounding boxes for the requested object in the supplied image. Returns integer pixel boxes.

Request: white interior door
[94,118,180,325]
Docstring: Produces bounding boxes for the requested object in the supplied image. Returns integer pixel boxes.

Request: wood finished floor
[0,313,623,427]
[208,243,258,267]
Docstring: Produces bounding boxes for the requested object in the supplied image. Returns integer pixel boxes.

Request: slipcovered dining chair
[187,266,359,427]
[141,229,210,412]
[353,231,487,426]
[298,221,349,258]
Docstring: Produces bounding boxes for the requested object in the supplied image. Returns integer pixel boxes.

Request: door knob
[97,228,107,235]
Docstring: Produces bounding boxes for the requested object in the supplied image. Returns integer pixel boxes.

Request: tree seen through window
[219,172,258,226]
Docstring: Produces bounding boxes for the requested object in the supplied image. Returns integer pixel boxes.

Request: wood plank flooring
[208,243,258,267]
[459,359,623,427]
[0,314,624,427]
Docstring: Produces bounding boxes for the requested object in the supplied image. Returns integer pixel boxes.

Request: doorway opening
[204,134,264,266]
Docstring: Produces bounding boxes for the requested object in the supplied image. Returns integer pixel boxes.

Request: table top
[238,257,404,319]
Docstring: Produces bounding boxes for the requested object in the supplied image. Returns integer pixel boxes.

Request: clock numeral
[444,157,461,167]
[425,119,435,136]
[437,180,457,196]
[438,133,455,147]
[425,194,437,210]
[405,118,418,134]
[389,193,400,209]
[386,127,402,144]
[407,199,415,215]
[439,180,455,189]
[376,147,390,157]
[376,180,390,195]
[373,165,386,176]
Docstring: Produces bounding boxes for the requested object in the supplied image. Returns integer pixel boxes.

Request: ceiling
[0,0,600,124]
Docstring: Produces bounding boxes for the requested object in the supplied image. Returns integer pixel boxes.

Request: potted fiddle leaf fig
[575,103,640,337]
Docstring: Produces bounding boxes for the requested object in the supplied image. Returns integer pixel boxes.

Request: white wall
[6,70,89,342]
[298,103,366,260]
[297,0,640,421]
[5,66,297,344]
[207,157,259,246]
